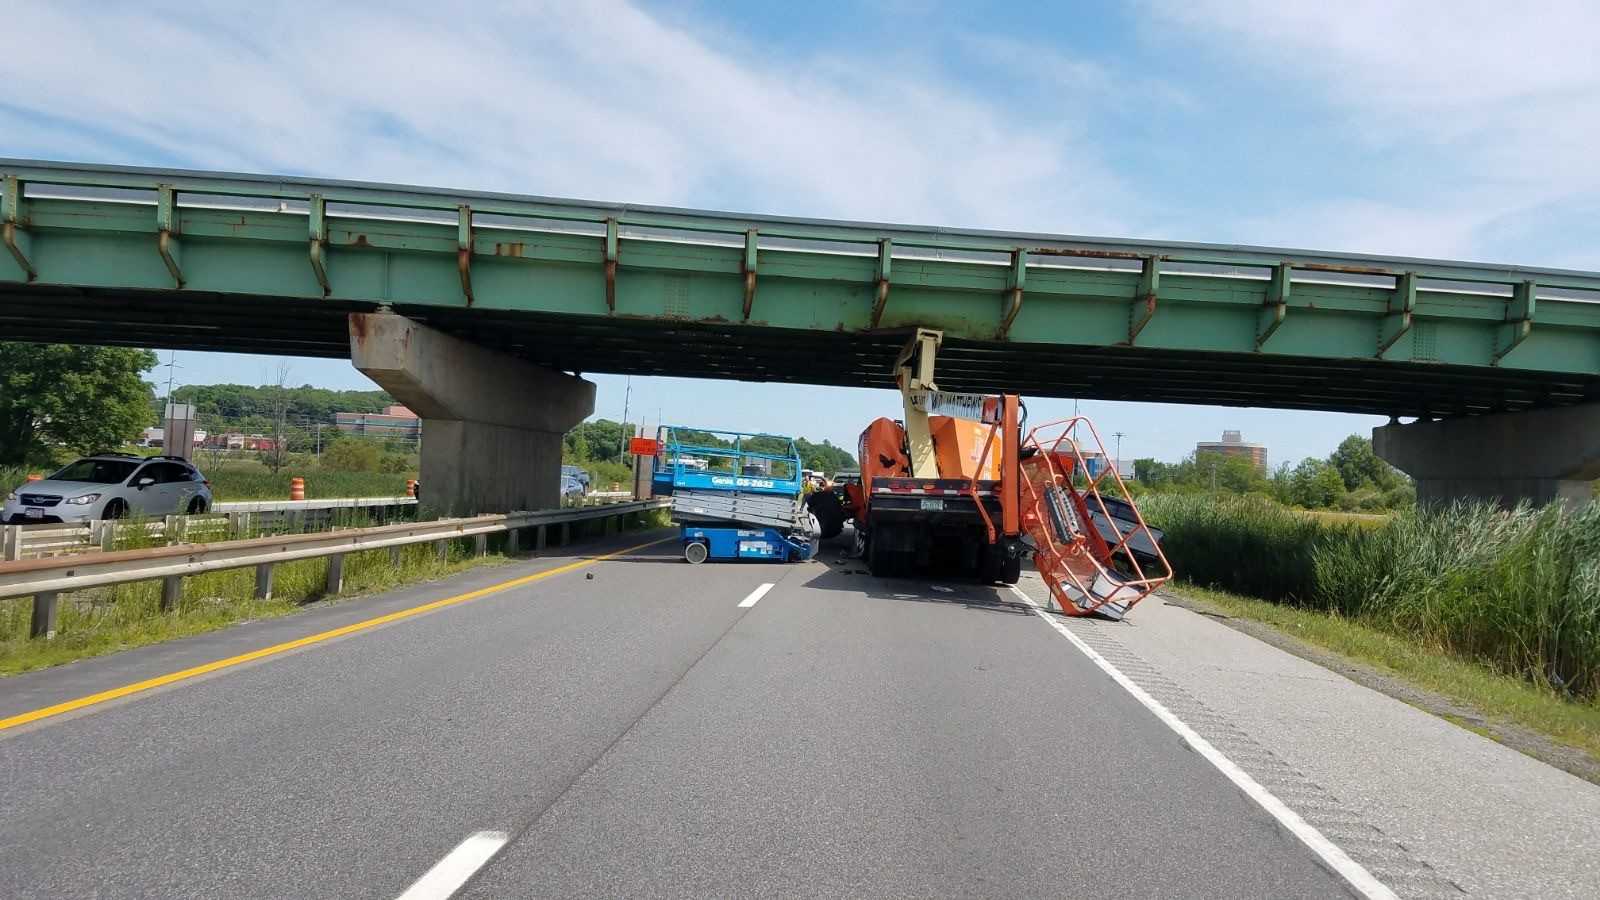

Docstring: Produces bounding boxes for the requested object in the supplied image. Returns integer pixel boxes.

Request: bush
[378,452,412,474]
[322,440,380,472]
[1145,494,1600,699]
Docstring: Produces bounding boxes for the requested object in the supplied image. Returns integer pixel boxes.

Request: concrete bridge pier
[349,312,594,516]
[1373,404,1600,509]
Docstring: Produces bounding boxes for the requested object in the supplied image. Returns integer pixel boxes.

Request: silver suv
[2,454,213,524]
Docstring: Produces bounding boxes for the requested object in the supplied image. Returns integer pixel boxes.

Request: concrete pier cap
[349,312,595,515]
[1373,403,1600,510]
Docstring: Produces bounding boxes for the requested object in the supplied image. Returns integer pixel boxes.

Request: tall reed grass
[1143,493,1600,699]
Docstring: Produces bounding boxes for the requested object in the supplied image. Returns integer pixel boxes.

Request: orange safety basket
[1018,417,1172,620]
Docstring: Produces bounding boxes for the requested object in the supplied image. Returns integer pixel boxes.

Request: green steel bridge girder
[2,159,1599,418]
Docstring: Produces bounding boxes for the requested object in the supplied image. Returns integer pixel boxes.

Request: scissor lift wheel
[684,541,709,564]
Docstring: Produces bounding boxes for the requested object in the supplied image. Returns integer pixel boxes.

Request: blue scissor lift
[651,426,818,564]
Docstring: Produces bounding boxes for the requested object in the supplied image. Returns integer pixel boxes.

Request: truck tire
[806,490,846,540]
[866,529,892,578]
[684,541,709,564]
[999,553,1023,585]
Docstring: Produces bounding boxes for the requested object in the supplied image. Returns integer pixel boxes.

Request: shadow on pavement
[799,537,1036,617]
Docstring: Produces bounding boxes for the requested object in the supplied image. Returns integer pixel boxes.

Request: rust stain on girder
[494,242,525,257]
[1298,261,1393,276]
[1028,246,1150,261]
[351,234,371,248]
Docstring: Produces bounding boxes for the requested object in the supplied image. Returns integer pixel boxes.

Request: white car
[2,454,213,524]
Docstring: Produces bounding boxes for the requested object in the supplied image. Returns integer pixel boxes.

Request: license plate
[919,498,944,511]
[25,507,43,519]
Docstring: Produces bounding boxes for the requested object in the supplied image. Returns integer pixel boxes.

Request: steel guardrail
[0,499,667,639]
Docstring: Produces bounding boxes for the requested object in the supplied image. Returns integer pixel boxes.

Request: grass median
[0,509,670,676]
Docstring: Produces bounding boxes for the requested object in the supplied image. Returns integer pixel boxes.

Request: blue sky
[6,0,1598,465]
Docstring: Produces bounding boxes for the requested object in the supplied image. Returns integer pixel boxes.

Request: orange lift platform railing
[1016,417,1172,620]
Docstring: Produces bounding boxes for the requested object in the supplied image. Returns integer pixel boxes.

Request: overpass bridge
[3,159,1598,510]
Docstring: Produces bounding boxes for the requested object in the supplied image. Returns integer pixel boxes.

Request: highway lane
[0,537,1355,899]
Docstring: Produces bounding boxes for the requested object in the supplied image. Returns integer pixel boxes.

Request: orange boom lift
[842,329,1172,619]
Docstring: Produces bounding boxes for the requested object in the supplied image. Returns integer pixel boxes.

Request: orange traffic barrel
[289,477,305,501]
[406,479,417,498]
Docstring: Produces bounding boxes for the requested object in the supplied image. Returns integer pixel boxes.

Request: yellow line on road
[0,536,673,733]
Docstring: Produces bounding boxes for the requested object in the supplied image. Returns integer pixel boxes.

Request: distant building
[1196,430,1268,469]
[201,433,277,452]
[335,404,420,439]
[139,427,207,448]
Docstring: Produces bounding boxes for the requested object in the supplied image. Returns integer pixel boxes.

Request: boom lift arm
[876,328,1172,618]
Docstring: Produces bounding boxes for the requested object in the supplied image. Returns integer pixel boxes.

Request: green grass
[0,542,501,675]
[0,512,666,676]
[202,463,413,501]
[1171,582,1600,763]
[1142,493,1600,700]
[1302,509,1390,528]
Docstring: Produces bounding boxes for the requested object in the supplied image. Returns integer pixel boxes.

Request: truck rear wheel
[684,541,709,564]
[867,528,905,578]
[806,490,846,540]
[998,553,1022,585]
[979,544,1023,584]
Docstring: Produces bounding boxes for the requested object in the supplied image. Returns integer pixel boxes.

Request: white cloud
[3,0,1136,234]
[1145,0,1600,264]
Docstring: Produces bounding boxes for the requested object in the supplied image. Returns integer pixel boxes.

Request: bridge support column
[1373,404,1600,509]
[350,312,595,516]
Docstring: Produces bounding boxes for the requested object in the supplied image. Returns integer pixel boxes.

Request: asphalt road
[0,531,1353,899]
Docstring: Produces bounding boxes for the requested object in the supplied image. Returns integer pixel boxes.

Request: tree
[265,362,293,474]
[1329,435,1402,492]
[1287,457,1345,508]
[0,342,158,465]
[1134,457,1174,484]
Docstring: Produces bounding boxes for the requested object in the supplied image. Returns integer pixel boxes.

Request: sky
[6,0,1598,467]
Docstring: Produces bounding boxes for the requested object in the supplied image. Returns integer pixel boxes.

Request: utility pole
[619,375,633,459]
[1113,431,1125,477]
[161,351,182,400]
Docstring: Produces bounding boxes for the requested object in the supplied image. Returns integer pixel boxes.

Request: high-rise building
[1196,430,1268,469]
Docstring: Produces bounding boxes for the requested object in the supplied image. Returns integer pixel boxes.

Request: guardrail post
[435,539,449,562]
[326,553,345,595]
[97,520,115,551]
[506,528,520,556]
[30,592,58,639]
[254,563,274,600]
[163,515,179,545]
[535,525,546,554]
[389,546,403,566]
[160,576,182,612]
[2,524,19,561]
[560,522,571,545]
[473,533,488,557]
[604,514,617,536]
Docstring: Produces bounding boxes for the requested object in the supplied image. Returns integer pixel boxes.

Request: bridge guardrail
[0,499,668,639]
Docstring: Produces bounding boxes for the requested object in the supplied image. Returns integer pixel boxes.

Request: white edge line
[396,830,510,900]
[739,582,775,608]
[1008,585,1398,900]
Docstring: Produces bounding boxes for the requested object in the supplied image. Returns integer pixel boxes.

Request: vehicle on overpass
[652,426,819,563]
[1,453,212,524]
[822,329,1172,618]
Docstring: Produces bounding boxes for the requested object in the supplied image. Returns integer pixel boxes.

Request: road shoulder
[1012,572,1600,899]
[1161,586,1600,785]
